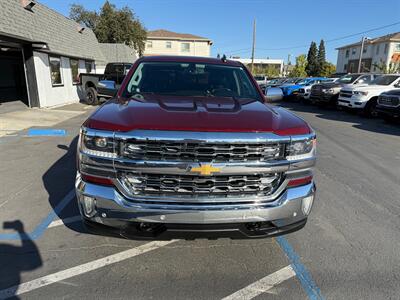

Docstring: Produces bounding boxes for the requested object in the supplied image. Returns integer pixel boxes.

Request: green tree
[289,54,308,77]
[305,41,318,76]
[320,62,336,77]
[373,62,400,74]
[317,39,326,75]
[69,1,147,56]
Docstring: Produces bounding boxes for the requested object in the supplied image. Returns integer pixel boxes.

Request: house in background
[0,0,137,108]
[230,58,284,76]
[144,29,213,57]
[336,32,400,73]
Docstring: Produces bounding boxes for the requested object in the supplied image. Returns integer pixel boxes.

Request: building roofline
[335,32,400,50]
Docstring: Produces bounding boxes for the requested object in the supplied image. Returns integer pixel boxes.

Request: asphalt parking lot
[0,102,399,300]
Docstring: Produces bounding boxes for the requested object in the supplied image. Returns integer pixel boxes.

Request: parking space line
[276,236,324,300]
[0,240,176,299]
[48,216,81,228]
[0,189,75,241]
[221,265,295,300]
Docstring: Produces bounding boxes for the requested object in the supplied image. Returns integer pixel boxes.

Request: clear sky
[39,0,400,64]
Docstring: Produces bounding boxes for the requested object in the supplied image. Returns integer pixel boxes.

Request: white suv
[338,74,400,116]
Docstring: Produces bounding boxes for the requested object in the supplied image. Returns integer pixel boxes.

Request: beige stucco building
[144,30,213,57]
[336,32,400,73]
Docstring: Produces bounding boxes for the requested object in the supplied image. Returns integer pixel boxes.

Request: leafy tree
[70,4,98,29]
[317,39,326,75]
[320,62,336,77]
[289,54,308,77]
[69,1,147,56]
[373,62,400,74]
[306,42,318,76]
[252,65,280,77]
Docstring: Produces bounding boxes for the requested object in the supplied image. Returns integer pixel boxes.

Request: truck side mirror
[98,80,118,96]
[265,87,283,102]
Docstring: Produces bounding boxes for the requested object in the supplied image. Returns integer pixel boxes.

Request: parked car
[76,56,317,239]
[310,73,378,106]
[281,77,327,99]
[299,78,338,101]
[337,74,400,116]
[376,89,400,122]
[254,75,267,86]
[79,62,133,105]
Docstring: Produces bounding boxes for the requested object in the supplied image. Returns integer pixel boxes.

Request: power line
[222,20,400,54]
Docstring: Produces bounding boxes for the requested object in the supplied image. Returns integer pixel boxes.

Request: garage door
[0,47,28,106]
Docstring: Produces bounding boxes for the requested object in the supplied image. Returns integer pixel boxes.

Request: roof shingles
[0,0,105,62]
[147,29,211,41]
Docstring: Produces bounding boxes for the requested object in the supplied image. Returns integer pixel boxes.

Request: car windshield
[370,75,399,86]
[297,79,312,85]
[254,75,265,80]
[123,62,262,101]
[338,74,360,84]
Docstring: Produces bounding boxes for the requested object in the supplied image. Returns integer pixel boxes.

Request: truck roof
[137,55,244,67]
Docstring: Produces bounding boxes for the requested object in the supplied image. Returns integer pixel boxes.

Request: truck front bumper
[337,96,367,109]
[75,175,316,239]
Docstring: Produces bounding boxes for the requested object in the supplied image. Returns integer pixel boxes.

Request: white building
[230,58,284,76]
[0,0,137,108]
[144,30,213,57]
[336,32,400,73]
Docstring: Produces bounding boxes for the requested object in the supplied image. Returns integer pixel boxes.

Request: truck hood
[348,84,391,92]
[85,95,311,136]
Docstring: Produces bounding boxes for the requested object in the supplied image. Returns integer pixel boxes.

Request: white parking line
[48,216,82,228]
[221,265,296,300]
[0,240,176,299]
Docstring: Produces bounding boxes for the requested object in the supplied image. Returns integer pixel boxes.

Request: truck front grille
[118,172,283,199]
[120,141,285,162]
[378,95,400,107]
[340,90,352,98]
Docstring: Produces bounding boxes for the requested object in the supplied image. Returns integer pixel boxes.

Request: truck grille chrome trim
[117,172,283,199]
[378,95,400,107]
[121,141,284,162]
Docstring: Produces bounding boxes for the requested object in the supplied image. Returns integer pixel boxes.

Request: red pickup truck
[76,56,316,239]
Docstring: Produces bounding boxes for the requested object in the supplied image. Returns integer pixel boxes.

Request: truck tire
[85,87,99,105]
[362,98,377,118]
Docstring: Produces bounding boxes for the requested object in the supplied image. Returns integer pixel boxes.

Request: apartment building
[336,32,400,73]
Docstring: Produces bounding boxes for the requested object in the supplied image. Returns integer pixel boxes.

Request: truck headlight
[354,91,368,96]
[80,128,117,158]
[286,135,316,161]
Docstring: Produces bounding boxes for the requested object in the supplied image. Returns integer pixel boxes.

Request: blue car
[280,77,328,98]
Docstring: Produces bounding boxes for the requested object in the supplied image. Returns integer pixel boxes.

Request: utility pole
[357,36,368,73]
[250,19,256,74]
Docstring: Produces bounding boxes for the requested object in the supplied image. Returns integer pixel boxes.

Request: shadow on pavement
[0,220,42,300]
[42,136,85,234]
[276,101,400,137]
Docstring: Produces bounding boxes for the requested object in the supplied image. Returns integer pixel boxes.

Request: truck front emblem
[191,164,221,176]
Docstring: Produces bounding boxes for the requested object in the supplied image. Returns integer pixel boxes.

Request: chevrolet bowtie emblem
[191,164,221,176]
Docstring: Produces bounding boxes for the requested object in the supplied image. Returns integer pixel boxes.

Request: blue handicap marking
[28,129,67,136]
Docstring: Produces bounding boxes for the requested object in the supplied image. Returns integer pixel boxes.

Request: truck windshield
[370,75,399,86]
[338,74,360,84]
[123,62,262,101]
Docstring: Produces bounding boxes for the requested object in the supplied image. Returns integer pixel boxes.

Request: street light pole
[357,37,367,73]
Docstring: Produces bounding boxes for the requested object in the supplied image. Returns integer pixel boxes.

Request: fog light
[83,195,96,217]
[301,195,314,216]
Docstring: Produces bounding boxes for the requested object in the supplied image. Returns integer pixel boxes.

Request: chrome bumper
[75,174,315,226]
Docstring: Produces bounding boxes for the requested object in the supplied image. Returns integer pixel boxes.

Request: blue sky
[40,0,400,64]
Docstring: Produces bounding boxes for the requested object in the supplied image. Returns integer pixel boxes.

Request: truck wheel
[86,87,99,105]
[362,99,377,118]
